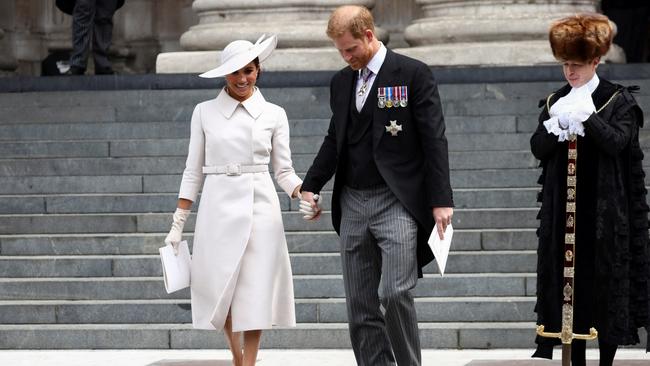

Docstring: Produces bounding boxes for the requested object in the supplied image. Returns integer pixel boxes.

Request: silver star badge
[385,120,402,136]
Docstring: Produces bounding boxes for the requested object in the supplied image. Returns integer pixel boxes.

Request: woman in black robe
[531,13,650,365]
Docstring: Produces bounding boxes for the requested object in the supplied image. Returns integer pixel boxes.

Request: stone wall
[1,0,197,75]
[0,0,432,75]
[0,0,643,75]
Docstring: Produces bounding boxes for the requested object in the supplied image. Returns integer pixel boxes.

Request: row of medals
[378,87,408,109]
[379,97,407,109]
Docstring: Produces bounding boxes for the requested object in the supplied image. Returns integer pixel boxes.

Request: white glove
[299,194,320,220]
[543,116,570,142]
[165,208,190,255]
[546,86,595,141]
[572,108,595,124]
[567,117,585,137]
[571,86,596,122]
[557,112,571,129]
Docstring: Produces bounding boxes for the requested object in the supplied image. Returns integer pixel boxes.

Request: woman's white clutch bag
[159,240,191,294]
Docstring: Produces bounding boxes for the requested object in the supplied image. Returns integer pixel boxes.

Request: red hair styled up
[549,13,614,62]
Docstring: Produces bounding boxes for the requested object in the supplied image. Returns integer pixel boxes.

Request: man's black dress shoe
[95,67,115,75]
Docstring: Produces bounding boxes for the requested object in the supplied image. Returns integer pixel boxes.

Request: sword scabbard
[536,136,598,351]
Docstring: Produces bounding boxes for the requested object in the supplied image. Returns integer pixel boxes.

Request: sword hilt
[536,325,598,344]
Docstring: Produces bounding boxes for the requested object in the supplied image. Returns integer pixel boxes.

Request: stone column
[398,0,624,66]
[102,0,193,74]
[0,0,18,74]
[111,0,160,73]
[155,0,197,53]
[157,0,386,73]
[39,0,71,52]
[372,0,417,48]
[11,0,72,75]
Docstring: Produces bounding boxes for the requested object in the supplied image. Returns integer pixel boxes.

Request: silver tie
[358,68,371,97]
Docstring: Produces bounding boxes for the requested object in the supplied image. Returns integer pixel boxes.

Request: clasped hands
[299,191,322,221]
[297,191,454,237]
[164,188,320,254]
[544,86,596,141]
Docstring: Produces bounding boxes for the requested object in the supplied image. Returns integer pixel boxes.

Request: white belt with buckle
[202,164,268,176]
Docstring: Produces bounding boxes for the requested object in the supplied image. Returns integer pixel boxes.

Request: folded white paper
[428,224,453,276]
[159,240,191,294]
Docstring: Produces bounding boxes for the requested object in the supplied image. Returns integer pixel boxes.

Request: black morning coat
[55,0,125,15]
[531,78,650,355]
[301,49,454,275]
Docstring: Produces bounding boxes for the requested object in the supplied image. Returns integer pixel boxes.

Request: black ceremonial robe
[530,78,650,354]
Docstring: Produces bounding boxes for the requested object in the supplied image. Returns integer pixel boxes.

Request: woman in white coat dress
[164,35,302,366]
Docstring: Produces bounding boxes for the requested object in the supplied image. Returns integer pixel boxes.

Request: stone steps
[3,133,650,159]
[0,297,535,324]
[0,229,537,255]
[0,274,536,300]
[1,79,648,106]
[0,251,536,277]
[0,151,629,177]
[2,152,649,181]
[0,82,647,119]
[2,116,647,145]
[0,188,544,214]
[0,209,540,234]
[0,116,533,142]
[0,169,545,195]
[0,322,542,349]
[1,74,648,350]
[0,90,332,122]
[0,134,542,157]
[0,135,536,157]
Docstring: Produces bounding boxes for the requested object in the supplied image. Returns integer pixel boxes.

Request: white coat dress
[178,87,301,332]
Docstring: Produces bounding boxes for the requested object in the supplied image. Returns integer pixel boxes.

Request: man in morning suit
[299,5,454,366]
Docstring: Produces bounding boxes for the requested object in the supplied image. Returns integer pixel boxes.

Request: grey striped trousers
[340,184,421,366]
[69,0,118,71]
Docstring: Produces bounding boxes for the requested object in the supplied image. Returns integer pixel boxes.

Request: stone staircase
[0,72,648,349]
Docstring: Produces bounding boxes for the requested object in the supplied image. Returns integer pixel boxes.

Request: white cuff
[567,119,585,137]
[543,117,570,142]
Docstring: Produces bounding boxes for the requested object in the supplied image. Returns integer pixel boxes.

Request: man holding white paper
[298,6,454,365]
[428,224,453,276]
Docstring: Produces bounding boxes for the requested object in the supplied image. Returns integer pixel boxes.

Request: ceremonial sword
[536,136,598,366]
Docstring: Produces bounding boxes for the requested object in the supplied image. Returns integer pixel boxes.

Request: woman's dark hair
[253,57,261,79]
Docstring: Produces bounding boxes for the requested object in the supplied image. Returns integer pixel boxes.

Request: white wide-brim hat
[199,34,277,78]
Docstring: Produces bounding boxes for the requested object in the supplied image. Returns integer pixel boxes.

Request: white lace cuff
[567,119,585,137]
[543,116,570,142]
